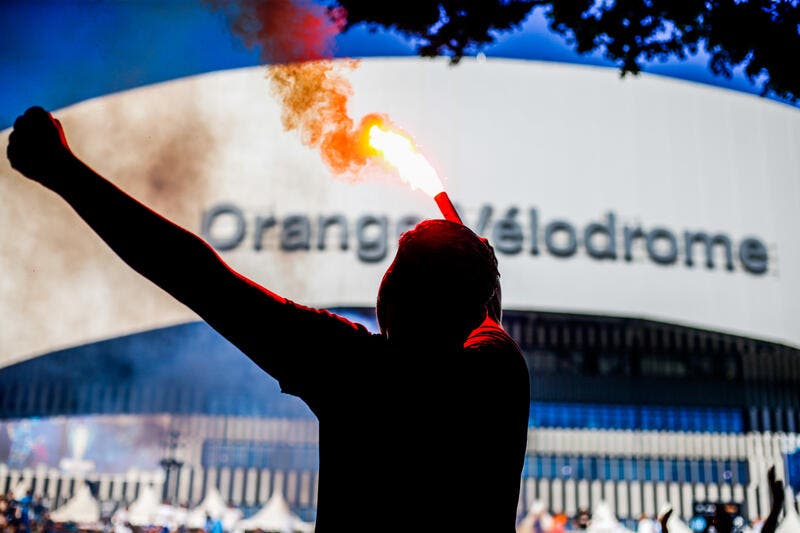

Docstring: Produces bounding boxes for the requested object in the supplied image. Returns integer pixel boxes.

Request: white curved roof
[2,58,798,368]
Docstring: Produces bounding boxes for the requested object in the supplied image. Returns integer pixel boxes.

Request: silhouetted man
[7,106,530,532]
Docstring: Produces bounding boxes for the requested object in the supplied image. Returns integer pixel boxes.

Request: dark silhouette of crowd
[519,467,796,533]
[0,490,49,532]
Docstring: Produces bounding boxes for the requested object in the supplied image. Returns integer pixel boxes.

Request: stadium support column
[159,430,183,503]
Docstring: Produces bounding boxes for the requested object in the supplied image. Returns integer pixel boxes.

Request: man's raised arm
[6,106,296,361]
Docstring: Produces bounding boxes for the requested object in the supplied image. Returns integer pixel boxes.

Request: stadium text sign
[201,203,769,275]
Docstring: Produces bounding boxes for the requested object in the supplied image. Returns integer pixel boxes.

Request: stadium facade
[1,57,799,525]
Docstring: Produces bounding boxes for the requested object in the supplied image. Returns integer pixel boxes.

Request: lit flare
[361,118,463,224]
[365,121,445,197]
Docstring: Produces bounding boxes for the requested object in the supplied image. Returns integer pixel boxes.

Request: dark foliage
[334,0,800,102]
[336,0,536,60]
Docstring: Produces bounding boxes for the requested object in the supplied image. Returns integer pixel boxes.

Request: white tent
[654,503,694,533]
[662,512,693,533]
[186,486,233,529]
[50,484,101,524]
[777,488,800,533]
[127,484,162,526]
[197,485,228,517]
[186,508,207,530]
[236,490,314,533]
[223,505,244,531]
[588,501,635,533]
[637,517,657,533]
[170,505,189,530]
[517,500,553,533]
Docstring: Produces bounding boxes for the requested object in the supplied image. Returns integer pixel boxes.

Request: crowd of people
[0,491,241,533]
[518,468,798,533]
[1,489,798,533]
[0,491,50,532]
[0,467,795,533]
[516,504,786,533]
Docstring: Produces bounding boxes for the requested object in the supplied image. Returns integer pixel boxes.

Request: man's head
[377,219,499,347]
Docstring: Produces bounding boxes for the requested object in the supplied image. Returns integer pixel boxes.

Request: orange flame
[359,116,445,197]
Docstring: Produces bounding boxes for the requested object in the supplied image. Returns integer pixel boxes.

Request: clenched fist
[7,106,75,188]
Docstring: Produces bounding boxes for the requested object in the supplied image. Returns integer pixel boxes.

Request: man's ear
[378,303,389,336]
[376,270,393,336]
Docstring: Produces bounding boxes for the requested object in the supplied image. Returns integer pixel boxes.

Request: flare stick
[434,191,463,225]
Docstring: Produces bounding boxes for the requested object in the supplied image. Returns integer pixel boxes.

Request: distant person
[658,508,673,533]
[7,106,531,532]
[760,466,785,533]
[575,508,590,530]
[32,495,46,522]
[19,490,32,532]
[551,512,569,533]
[516,501,553,533]
[5,492,19,530]
[659,468,785,533]
[205,514,223,533]
[0,496,7,529]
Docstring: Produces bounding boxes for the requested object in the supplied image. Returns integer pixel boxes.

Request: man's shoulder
[464,317,520,353]
[463,318,528,379]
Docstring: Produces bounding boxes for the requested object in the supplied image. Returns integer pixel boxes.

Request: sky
[0,0,795,129]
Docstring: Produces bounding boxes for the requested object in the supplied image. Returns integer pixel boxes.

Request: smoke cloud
[269,61,379,176]
[207,0,346,64]
[207,0,376,179]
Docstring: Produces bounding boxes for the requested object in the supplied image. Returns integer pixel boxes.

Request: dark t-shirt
[248,302,530,532]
